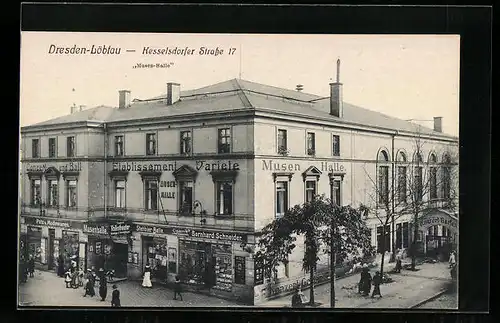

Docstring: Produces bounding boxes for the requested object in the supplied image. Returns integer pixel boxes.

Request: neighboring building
[19,61,458,305]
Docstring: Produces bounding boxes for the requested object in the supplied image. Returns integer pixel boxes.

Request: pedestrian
[84,269,96,297]
[64,270,72,288]
[361,266,372,296]
[111,284,121,307]
[57,254,65,277]
[19,259,27,283]
[28,255,35,278]
[173,275,183,301]
[449,251,457,268]
[371,271,382,298]
[98,268,108,301]
[291,286,305,308]
[395,253,402,273]
[142,264,152,288]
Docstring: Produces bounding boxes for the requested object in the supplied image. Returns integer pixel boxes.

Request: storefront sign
[24,217,83,230]
[135,224,169,235]
[418,214,458,230]
[110,223,132,235]
[28,226,41,232]
[172,228,247,242]
[83,223,109,235]
[25,162,82,172]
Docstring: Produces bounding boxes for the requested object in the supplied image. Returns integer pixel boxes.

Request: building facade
[19,65,458,305]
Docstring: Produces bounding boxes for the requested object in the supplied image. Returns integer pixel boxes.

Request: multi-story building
[19,62,458,305]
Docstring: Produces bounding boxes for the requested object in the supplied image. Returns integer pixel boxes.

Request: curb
[410,288,449,308]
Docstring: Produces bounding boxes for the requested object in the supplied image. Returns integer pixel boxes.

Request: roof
[23,79,456,138]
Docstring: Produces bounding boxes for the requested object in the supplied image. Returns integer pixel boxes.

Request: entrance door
[112,243,128,278]
[48,229,55,270]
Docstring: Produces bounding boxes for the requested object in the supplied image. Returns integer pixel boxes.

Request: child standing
[64,270,72,288]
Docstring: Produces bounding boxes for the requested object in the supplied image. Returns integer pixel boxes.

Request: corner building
[20,65,458,305]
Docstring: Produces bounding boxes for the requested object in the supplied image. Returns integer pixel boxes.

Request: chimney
[433,116,443,133]
[329,59,343,118]
[166,82,181,105]
[296,84,304,92]
[118,90,131,109]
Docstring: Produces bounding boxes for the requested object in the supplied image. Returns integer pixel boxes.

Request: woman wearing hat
[111,284,121,307]
[142,264,152,288]
[83,269,95,297]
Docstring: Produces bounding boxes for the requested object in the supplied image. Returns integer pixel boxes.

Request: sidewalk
[260,261,455,308]
[18,270,245,307]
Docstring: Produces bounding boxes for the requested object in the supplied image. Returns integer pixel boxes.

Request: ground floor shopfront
[369,209,458,260]
[127,223,254,304]
[20,216,86,272]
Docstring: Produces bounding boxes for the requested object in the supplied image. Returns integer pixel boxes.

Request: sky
[19,33,460,136]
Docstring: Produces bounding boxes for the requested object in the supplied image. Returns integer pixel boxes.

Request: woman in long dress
[98,268,108,301]
[142,264,152,288]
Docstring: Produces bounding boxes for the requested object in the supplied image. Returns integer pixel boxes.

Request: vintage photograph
[18,32,459,309]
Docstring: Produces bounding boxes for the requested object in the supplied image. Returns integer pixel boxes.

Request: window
[332,135,340,156]
[331,179,341,206]
[397,166,407,204]
[146,133,156,155]
[277,129,287,153]
[275,181,288,218]
[66,180,77,207]
[396,223,402,249]
[31,179,41,206]
[307,132,315,155]
[115,180,126,208]
[378,166,389,204]
[414,166,423,202]
[180,131,192,155]
[32,139,40,158]
[216,181,233,215]
[47,180,58,207]
[429,167,438,199]
[115,136,124,156]
[402,222,409,248]
[66,136,75,157]
[144,180,158,210]
[48,138,56,158]
[178,181,193,215]
[442,155,452,199]
[218,128,231,153]
[305,180,316,203]
[168,248,177,274]
[376,225,390,253]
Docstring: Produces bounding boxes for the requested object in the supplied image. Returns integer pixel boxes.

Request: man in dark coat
[28,255,35,278]
[173,275,183,301]
[291,286,305,308]
[371,271,382,298]
[98,268,108,301]
[57,254,65,277]
[83,269,95,297]
[361,267,372,296]
[111,284,121,307]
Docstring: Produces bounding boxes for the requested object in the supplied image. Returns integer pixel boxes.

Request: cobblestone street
[259,261,457,308]
[18,270,246,307]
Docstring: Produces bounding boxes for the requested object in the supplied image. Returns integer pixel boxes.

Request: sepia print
[18,32,459,309]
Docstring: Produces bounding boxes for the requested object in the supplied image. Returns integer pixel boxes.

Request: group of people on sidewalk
[19,255,36,283]
[141,264,184,301]
[58,260,121,307]
[358,266,382,298]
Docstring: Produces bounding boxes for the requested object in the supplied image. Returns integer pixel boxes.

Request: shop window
[31,179,41,206]
[218,128,231,154]
[115,180,126,208]
[332,135,340,156]
[277,129,287,154]
[32,139,40,158]
[254,258,264,286]
[115,135,124,156]
[48,137,57,158]
[305,180,316,203]
[144,239,169,281]
[234,256,246,285]
[168,248,177,274]
[180,130,192,155]
[275,181,288,219]
[178,181,193,215]
[66,136,75,157]
[65,180,77,208]
[146,133,156,155]
[144,180,158,210]
[47,179,59,207]
[216,181,233,215]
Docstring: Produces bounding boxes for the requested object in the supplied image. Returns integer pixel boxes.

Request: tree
[254,195,372,307]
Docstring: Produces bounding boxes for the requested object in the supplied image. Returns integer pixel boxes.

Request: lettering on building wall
[110,223,131,235]
[261,160,345,173]
[195,161,239,171]
[160,181,176,199]
[26,162,82,172]
[135,225,167,235]
[83,224,109,235]
[264,270,331,297]
[172,228,246,242]
[418,215,458,230]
